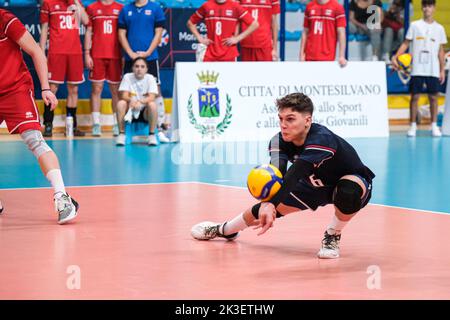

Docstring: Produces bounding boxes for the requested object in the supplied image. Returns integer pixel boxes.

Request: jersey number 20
[59,15,73,29]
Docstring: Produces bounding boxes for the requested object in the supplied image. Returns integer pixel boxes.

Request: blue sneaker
[92,124,101,136]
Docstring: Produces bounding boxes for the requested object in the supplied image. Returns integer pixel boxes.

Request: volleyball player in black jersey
[191,93,375,259]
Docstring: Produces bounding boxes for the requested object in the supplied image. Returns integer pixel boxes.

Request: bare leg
[116,100,128,133]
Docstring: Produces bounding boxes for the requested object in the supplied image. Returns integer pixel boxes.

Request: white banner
[172,61,389,143]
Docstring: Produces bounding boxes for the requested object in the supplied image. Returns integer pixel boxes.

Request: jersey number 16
[103,20,113,34]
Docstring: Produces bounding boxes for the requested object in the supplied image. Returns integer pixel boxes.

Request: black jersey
[269,123,375,188]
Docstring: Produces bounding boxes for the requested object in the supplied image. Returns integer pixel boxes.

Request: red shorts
[240,47,273,62]
[0,89,41,134]
[48,53,85,84]
[89,58,122,84]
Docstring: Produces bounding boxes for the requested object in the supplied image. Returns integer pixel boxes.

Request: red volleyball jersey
[86,0,123,59]
[303,0,346,61]
[238,0,280,49]
[40,0,83,55]
[0,9,33,96]
[190,0,254,61]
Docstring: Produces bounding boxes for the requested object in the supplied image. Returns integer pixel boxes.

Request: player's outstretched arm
[17,31,57,109]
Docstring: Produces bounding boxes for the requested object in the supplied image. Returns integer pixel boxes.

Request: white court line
[1,181,449,216]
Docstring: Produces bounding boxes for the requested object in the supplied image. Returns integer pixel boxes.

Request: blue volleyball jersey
[269,123,375,188]
[118,1,166,61]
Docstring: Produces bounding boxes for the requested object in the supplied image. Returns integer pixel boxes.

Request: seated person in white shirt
[116,57,160,146]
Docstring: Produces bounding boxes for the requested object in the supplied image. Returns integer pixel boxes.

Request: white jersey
[406,19,447,78]
[119,73,158,102]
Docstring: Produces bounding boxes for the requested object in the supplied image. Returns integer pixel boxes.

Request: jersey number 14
[313,21,323,35]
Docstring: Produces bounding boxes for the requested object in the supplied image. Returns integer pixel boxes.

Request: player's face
[132,61,148,79]
[422,4,435,18]
[278,108,312,142]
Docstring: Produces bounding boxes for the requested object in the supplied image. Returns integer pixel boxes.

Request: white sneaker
[116,133,125,146]
[148,134,158,146]
[317,230,341,259]
[158,131,170,143]
[407,127,416,137]
[432,127,442,137]
[383,53,390,64]
[372,55,379,61]
[191,221,239,241]
[112,124,119,137]
[55,193,79,225]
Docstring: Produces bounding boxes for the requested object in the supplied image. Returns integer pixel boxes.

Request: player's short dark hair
[132,57,148,68]
[276,93,314,115]
[422,0,436,6]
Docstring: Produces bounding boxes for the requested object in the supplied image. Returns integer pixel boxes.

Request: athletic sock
[67,107,77,128]
[327,215,348,235]
[46,169,66,198]
[92,112,100,125]
[43,103,54,124]
[222,213,248,236]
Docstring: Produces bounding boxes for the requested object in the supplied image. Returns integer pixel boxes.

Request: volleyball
[247,164,283,201]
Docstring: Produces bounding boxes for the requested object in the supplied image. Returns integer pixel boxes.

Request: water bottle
[66,116,74,138]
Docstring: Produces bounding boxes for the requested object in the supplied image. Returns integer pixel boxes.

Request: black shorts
[282,175,373,211]
[124,59,161,84]
[410,76,440,94]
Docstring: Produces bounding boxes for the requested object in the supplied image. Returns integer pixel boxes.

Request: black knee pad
[251,203,261,219]
[251,203,282,219]
[333,179,363,215]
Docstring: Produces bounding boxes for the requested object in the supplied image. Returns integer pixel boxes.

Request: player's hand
[391,56,399,70]
[300,52,306,61]
[272,49,278,61]
[129,52,139,60]
[85,54,93,70]
[42,90,58,111]
[338,56,348,67]
[136,51,150,58]
[440,70,446,84]
[199,38,213,46]
[222,36,239,46]
[253,202,277,236]
[129,100,140,109]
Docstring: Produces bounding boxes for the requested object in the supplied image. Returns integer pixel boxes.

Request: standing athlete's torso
[0,9,33,96]
[238,0,280,49]
[304,0,345,61]
[40,0,83,55]
[87,1,123,59]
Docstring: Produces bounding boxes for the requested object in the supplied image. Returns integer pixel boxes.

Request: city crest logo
[187,71,232,139]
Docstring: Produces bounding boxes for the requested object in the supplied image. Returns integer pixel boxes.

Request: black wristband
[41,89,51,92]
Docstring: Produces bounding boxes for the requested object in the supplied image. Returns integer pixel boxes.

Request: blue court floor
[1,131,449,214]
